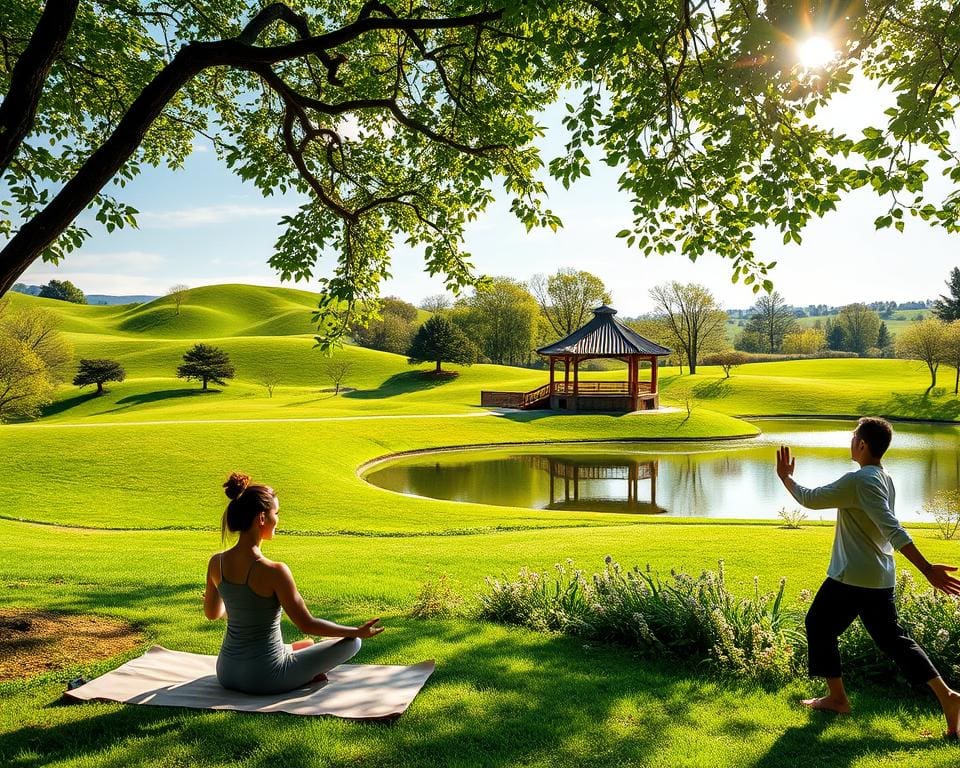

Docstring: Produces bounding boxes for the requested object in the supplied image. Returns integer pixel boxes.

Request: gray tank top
[215,555,290,692]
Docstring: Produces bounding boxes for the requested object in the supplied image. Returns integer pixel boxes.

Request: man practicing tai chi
[775,416,960,737]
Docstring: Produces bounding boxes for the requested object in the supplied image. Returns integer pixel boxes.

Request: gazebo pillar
[630,356,639,411]
[549,358,555,393]
[651,354,659,393]
[573,357,579,409]
[564,357,570,394]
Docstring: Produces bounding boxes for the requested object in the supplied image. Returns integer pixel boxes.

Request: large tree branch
[0,2,506,295]
[0,0,81,175]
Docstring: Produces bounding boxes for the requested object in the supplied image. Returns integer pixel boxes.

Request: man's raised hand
[776,445,796,483]
[355,618,385,639]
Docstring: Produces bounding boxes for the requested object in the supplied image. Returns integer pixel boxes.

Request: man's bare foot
[801,696,851,714]
[291,639,314,651]
[942,690,960,738]
[309,672,328,684]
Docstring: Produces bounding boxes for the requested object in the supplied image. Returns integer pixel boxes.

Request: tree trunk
[955,365,958,396]
[202,377,208,391]
[0,1,80,174]
[96,382,103,394]
[928,362,938,392]
[435,359,442,372]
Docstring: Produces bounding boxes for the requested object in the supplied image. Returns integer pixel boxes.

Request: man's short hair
[855,417,893,458]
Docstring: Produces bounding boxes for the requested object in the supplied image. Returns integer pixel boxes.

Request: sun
[797,36,836,69]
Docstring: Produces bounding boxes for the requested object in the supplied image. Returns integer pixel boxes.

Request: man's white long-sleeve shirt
[787,464,912,589]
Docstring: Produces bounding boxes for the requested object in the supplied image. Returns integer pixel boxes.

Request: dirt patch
[0,608,144,681]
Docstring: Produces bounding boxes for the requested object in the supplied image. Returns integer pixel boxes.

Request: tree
[743,292,796,353]
[5,4,960,347]
[530,269,611,339]
[0,336,53,421]
[933,268,960,322]
[824,319,846,352]
[419,295,451,314]
[177,343,235,391]
[896,319,945,392]
[0,301,73,381]
[781,328,827,355]
[701,350,749,378]
[321,358,352,395]
[648,282,726,375]
[167,284,190,316]
[734,328,764,354]
[452,278,538,366]
[257,367,281,398]
[73,358,125,395]
[940,322,960,395]
[39,279,85,304]
[837,303,881,355]
[350,297,419,354]
[0,297,69,420]
[407,315,476,373]
[876,321,893,354]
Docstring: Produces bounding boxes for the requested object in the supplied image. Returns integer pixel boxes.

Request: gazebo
[481,305,671,412]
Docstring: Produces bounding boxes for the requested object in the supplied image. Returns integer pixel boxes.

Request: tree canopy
[933,268,960,322]
[39,279,86,304]
[73,358,126,394]
[3,2,960,345]
[407,314,476,372]
[177,343,235,390]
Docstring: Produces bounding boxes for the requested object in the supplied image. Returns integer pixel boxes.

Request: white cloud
[43,250,167,271]
[139,203,292,228]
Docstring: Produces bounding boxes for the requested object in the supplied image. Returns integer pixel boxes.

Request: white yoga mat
[65,645,435,720]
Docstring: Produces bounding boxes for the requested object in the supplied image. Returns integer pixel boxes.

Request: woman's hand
[354,618,385,639]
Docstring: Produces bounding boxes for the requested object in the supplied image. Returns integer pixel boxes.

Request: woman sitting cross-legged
[203,472,384,695]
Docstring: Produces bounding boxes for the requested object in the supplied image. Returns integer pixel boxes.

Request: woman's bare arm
[272,562,383,638]
[203,554,225,621]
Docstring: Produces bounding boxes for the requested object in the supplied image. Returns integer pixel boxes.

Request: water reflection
[363,419,960,520]
[523,455,665,514]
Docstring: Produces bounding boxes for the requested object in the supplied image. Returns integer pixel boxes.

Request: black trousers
[805,577,939,684]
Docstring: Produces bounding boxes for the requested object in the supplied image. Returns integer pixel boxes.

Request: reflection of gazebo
[481,306,671,412]
[524,455,664,514]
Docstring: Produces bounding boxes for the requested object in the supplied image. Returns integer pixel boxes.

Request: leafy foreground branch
[479,559,960,688]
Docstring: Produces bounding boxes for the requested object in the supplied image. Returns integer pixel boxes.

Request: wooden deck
[480,381,657,411]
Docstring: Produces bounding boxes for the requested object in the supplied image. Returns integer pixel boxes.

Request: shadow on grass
[865,392,960,421]
[113,389,218,407]
[344,371,458,400]
[692,378,732,400]
[2,614,949,768]
[41,391,102,418]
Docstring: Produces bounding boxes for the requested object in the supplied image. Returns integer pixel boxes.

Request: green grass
[4,286,960,768]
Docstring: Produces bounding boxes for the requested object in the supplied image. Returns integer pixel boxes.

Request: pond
[362,419,960,520]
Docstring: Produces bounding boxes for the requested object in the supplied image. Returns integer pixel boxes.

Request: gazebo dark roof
[536,305,672,357]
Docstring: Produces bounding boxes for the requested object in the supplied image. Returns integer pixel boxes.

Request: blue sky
[21,76,960,314]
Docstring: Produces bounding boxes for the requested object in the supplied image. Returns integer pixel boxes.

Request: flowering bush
[479,559,960,688]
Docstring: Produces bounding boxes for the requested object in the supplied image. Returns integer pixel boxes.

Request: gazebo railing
[521,383,552,408]
[552,381,652,395]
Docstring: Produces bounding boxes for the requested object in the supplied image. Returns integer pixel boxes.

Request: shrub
[480,558,803,684]
[480,559,960,689]
[777,507,808,529]
[923,490,960,540]
[409,574,465,619]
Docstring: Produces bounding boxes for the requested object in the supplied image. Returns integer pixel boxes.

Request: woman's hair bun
[223,472,251,501]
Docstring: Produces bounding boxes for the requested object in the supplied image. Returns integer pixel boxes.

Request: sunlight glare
[797,36,836,69]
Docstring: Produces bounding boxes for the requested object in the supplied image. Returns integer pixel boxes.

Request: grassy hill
[5,285,960,768]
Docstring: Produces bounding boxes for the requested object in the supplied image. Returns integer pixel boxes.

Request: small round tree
[39,279,86,304]
[73,358,125,395]
[177,343,235,390]
[407,315,477,374]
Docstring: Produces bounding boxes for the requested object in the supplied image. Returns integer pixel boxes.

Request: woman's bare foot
[801,696,851,714]
[942,690,960,738]
[309,672,328,684]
